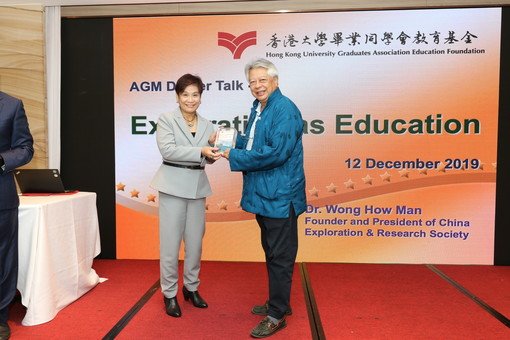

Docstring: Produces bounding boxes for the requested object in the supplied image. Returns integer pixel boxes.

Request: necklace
[182,114,196,127]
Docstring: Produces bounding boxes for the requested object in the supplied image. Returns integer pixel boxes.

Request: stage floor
[7,260,510,339]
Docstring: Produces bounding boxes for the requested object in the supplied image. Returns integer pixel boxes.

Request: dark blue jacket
[0,92,34,210]
[229,88,306,218]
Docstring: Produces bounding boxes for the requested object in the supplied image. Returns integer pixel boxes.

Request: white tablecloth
[17,191,101,326]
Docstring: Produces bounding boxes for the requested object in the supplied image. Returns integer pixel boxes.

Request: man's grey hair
[244,58,279,81]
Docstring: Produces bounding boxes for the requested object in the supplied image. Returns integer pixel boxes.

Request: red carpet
[117,261,311,339]
[306,263,510,339]
[8,259,160,338]
[436,265,510,317]
[6,261,509,339]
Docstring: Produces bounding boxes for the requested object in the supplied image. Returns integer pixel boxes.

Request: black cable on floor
[299,262,326,340]
[427,264,510,328]
[102,279,161,339]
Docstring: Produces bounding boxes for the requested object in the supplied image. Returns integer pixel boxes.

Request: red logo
[218,31,257,59]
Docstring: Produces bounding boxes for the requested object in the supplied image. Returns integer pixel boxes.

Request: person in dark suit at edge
[222,58,307,338]
[0,91,34,340]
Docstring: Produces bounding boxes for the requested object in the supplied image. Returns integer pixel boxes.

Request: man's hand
[222,148,231,160]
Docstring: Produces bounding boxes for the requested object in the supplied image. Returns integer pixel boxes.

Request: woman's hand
[202,146,221,161]
[208,131,217,146]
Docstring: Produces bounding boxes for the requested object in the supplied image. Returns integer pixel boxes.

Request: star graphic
[308,187,319,197]
[234,200,241,208]
[437,162,446,173]
[116,182,126,191]
[492,162,497,170]
[326,183,338,193]
[419,169,428,175]
[478,162,484,170]
[362,174,373,185]
[343,179,355,190]
[398,169,410,178]
[380,171,391,182]
[217,200,228,210]
[147,194,156,203]
[130,189,140,198]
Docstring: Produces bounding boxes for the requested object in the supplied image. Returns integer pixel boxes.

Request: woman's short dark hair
[175,74,204,95]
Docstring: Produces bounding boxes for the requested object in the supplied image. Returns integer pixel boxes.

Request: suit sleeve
[1,99,34,172]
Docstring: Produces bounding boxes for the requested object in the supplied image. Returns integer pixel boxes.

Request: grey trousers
[158,192,206,298]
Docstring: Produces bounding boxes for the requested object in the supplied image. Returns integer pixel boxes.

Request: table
[17,191,101,326]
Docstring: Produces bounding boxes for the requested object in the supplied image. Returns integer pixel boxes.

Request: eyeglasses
[248,78,269,88]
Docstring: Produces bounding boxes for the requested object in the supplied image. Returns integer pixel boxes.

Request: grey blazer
[151,108,215,199]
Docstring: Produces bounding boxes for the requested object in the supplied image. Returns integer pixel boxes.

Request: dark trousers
[0,208,18,324]
[256,205,298,320]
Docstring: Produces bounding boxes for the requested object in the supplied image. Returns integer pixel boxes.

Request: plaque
[214,126,237,153]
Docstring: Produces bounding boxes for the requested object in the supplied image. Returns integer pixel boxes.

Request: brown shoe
[251,301,292,316]
[250,317,286,338]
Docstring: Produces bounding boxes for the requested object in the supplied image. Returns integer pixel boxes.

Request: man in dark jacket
[0,91,34,340]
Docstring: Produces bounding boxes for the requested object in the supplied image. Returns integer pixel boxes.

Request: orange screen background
[113,8,500,264]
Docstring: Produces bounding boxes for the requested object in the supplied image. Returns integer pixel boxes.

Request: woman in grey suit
[151,74,220,317]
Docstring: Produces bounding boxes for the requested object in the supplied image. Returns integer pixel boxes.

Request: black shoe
[164,296,182,317]
[250,317,286,338]
[182,286,208,308]
[0,323,10,340]
[251,301,292,316]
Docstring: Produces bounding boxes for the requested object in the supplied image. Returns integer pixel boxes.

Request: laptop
[14,169,70,194]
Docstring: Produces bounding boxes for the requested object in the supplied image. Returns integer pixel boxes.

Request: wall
[60,0,510,17]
